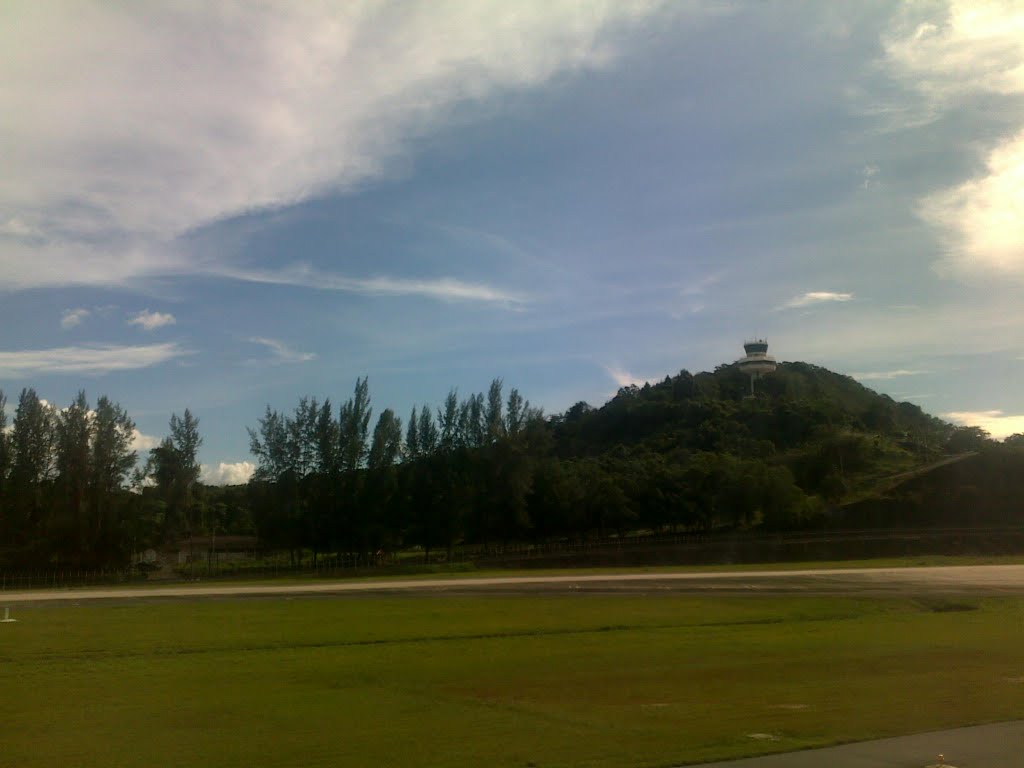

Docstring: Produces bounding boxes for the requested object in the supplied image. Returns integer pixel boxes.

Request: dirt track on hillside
[4,564,1024,604]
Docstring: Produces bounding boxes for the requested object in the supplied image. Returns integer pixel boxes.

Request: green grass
[3,592,1024,767]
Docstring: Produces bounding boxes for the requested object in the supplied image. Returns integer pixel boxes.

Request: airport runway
[692,720,1024,767]
[5,563,1024,603]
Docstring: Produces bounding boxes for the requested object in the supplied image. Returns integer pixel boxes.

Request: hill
[546,361,1000,530]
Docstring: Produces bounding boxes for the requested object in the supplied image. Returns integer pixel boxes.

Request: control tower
[737,339,777,396]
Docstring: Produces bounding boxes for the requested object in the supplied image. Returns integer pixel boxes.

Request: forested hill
[553,361,952,463]
[0,362,1016,571]
[538,360,979,531]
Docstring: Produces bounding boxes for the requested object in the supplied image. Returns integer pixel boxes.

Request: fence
[5,526,1024,590]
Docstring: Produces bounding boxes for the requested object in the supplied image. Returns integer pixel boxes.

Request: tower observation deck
[737,339,777,395]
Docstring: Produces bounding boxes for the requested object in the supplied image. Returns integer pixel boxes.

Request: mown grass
[2,593,1023,767]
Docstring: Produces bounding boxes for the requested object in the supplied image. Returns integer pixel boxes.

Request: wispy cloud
[860,164,880,189]
[218,264,527,306]
[944,409,1024,440]
[128,309,176,331]
[60,308,90,329]
[777,291,854,310]
[0,342,188,376]
[247,337,316,365]
[849,368,930,381]
[680,272,724,296]
[0,1,674,291]
[201,461,255,486]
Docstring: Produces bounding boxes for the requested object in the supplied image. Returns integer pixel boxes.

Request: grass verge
[2,592,1023,767]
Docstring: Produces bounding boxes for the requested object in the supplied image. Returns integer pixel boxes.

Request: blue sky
[2,1,1024,482]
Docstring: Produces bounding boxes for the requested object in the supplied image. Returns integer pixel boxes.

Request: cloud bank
[881,0,1024,276]
[0,1,668,291]
[944,409,1024,440]
[201,461,256,486]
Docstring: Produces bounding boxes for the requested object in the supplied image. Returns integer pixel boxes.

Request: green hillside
[549,361,987,529]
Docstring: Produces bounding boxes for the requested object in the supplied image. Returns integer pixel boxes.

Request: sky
[2,0,1024,483]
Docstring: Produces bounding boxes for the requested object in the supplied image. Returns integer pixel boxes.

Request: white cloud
[128,309,177,330]
[0,1,673,291]
[604,365,657,389]
[860,164,880,189]
[0,342,188,376]
[247,337,316,365]
[201,461,255,486]
[60,307,90,329]
[920,129,1024,274]
[777,291,854,310]
[131,428,161,452]
[216,264,526,305]
[882,0,1024,110]
[849,369,931,381]
[944,409,1024,440]
[880,1,1024,275]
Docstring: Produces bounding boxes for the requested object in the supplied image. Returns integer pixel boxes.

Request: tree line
[0,388,202,569]
[2,361,1017,570]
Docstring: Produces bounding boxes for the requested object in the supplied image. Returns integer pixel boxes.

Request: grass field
[3,592,1024,767]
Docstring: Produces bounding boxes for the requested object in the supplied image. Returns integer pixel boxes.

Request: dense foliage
[1,361,1020,569]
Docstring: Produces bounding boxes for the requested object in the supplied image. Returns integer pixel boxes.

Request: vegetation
[3,593,1024,767]
[2,361,1023,570]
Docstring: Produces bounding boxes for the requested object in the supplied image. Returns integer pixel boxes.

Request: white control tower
[737,339,777,396]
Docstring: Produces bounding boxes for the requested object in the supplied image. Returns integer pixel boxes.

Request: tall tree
[485,378,504,442]
[438,389,459,452]
[89,396,137,564]
[338,378,371,473]
[54,391,93,560]
[505,388,526,437]
[417,405,438,455]
[369,409,403,470]
[150,409,202,542]
[0,391,10,553]
[405,406,420,460]
[8,389,55,560]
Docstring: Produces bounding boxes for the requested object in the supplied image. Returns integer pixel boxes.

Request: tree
[150,409,202,542]
[485,378,504,442]
[369,409,403,470]
[438,389,459,452]
[417,405,438,454]
[8,389,55,560]
[405,406,420,460]
[0,391,10,557]
[54,391,93,560]
[88,396,137,564]
[505,388,525,437]
[338,378,371,473]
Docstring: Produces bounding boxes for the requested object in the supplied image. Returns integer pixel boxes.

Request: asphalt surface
[691,720,1024,767]
[5,563,1024,603]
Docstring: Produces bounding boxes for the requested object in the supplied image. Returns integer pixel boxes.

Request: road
[5,563,1024,603]
[692,720,1024,767]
